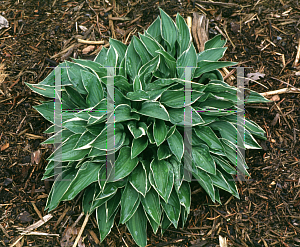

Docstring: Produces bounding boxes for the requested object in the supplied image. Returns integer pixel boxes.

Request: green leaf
[126,90,150,101]
[209,121,245,149]
[160,90,204,108]
[194,61,237,78]
[153,119,168,146]
[167,128,183,162]
[138,101,170,121]
[245,89,272,103]
[71,58,107,78]
[133,36,152,64]
[192,144,216,175]
[147,123,155,144]
[150,159,173,202]
[146,16,162,43]
[220,138,250,177]
[106,189,121,221]
[141,188,161,224]
[176,43,197,79]
[138,55,160,85]
[155,50,176,78]
[204,34,227,49]
[159,8,177,54]
[204,80,238,94]
[221,171,240,199]
[168,107,205,126]
[177,181,190,213]
[133,75,143,91]
[94,46,108,64]
[192,165,215,202]
[145,78,181,91]
[210,169,234,194]
[73,131,96,150]
[212,155,237,175]
[104,46,118,68]
[96,203,117,242]
[115,104,140,123]
[65,85,88,108]
[176,13,191,55]
[161,189,180,228]
[157,144,172,160]
[161,212,172,235]
[127,121,147,139]
[168,156,183,191]
[63,119,87,134]
[65,61,87,95]
[197,47,227,62]
[131,136,148,158]
[120,182,140,224]
[91,123,126,151]
[82,183,97,214]
[25,83,55,98]
[145,211,160,234]
[125,41,142,83]
[45,167,77,211]
[126,205,147,247]
[114,147,139,180]
[129,163,147,197]
[194,125,224,151]
[61,161,101,201]
[33,101,55,124]
[47,134,90,162]
[109,37,127,65]
[139,33,163,57]
[100,75,132,92]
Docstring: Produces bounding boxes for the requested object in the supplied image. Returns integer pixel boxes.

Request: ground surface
[0,0,300,246]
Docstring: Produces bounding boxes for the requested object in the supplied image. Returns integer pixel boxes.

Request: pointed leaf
[167,128,183,162]
[131,136,148,158]
[126,205,147,247]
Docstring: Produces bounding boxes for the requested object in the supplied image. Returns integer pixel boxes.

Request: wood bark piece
[192,12,209,53]
[10,214,53,247]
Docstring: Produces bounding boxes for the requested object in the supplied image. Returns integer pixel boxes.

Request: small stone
[3,178,12,186]
[18,211,33,223]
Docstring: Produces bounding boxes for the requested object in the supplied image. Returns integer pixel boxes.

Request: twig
[0,224,10,238]
[274,102,291,129]
[77,38,104,44]
[31,201,43,221]
[270,77,300,92]
[195,0,239,8]
[72,214,89,247]
[260,87,300,97]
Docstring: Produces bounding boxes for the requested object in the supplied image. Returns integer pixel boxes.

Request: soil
[0,0,300,246]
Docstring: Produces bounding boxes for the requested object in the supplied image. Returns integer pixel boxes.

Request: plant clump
[26,8,270,247]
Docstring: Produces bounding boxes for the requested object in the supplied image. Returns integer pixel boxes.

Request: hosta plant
[26,9,270,247]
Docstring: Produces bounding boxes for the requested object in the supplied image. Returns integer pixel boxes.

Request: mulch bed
[0,0,299,246]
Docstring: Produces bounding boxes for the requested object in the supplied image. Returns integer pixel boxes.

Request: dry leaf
[31,150,41,165]
[0,142,9,151]
[246,72,265,81]
[271,94,280,102]
[82,45,95,54]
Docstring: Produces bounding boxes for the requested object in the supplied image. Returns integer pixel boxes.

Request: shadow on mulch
[0,0,299,246]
